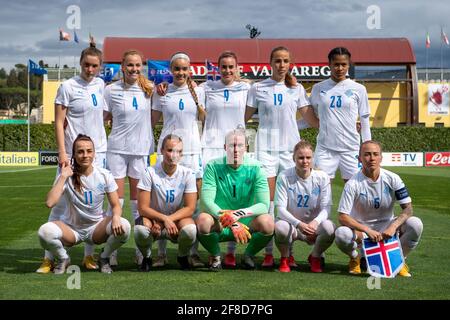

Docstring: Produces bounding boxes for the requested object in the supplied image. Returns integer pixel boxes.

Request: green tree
[6,69,19,87]
[0,68,7,79]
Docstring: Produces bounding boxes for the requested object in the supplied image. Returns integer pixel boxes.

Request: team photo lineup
[33,42,423,280]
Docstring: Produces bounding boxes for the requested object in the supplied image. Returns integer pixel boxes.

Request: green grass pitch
[0,166,449,299]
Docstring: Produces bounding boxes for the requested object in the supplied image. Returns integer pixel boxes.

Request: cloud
[0,0,449,70]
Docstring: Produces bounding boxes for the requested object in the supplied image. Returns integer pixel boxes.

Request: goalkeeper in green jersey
[197,128,274,271]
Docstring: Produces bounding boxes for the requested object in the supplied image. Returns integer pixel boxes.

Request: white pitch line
[0,166,57,174]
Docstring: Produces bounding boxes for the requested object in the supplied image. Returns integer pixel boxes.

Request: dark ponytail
[270,46,296,88]
[71,134,94,193]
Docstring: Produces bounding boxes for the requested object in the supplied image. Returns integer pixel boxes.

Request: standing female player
[245,46,318,268]
[309,47,371,183]
[274,141,335,273]
[36,43,108,273]
[37,134,131,274]
[104,49,154,266]
[151,52,206,268]
[200,51,251,268]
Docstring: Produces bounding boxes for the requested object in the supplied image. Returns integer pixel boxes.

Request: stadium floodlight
[246,24,261,39]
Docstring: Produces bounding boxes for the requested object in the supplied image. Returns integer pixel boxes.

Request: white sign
[381,152,423,167]
[428,84,449,115]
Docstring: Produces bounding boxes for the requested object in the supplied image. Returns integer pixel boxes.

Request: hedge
[0,124,449,152]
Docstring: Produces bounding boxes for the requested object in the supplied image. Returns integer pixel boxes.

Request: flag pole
[441,27,444,82]
[426,31,429,82]
[27,61,30,152]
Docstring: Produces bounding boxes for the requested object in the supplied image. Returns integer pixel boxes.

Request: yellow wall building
[43,80,450,127]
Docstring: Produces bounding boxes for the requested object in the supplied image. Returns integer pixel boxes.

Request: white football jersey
[61,166,118,228]
[310,78,371,152]
[152,84,205,154]
[54,76,107,155]
[338,168,412,231]
[104,80,154,155]
[137,163,197,216]
[275,168,332,224]
[201,80,250,148]
[247,78,310,152]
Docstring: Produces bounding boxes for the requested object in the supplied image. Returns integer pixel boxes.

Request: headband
[170,53,190,64]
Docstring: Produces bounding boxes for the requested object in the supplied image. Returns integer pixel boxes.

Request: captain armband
[395,187,410,201]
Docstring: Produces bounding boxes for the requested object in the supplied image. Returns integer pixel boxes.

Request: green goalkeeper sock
[198,232,221,256]
[245,232,273,257]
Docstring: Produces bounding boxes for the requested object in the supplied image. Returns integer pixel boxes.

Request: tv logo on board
[391,153,401,162]
[425,152,450,167]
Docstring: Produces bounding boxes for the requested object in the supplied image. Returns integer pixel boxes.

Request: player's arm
[106,189,125,236]
[338,213,382,242]
[137,188,179,235]
[45,162,72,208]
[151,110,162,128]
[244,105,257,123]
[54,104,69,166]
[382,202,412,239]
[298,106,319,128]
[382,182,413,239]
[274,175,300,226]
[200,164,223,219]
[168,192,197,223]
[314,177,332,224]
[358,87,371,141]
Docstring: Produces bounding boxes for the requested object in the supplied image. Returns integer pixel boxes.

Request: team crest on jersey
[312,186,320,196]
[383,184,391,195]
[245,178,252,185]
[344,89,354,97]
[96,183,105,192]
[178,183,185,190]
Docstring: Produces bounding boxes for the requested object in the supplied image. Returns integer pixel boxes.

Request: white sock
[38,222,68,260]
[265,201,274,255]
[157,239,167,256]
[100,218,131,258]
[311,220,335,257]
[134,225,152,258]
[178,224,196,257]
[130,199,139,221]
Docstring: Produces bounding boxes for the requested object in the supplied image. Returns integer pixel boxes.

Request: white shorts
[256,150,294,178]
[94,152,107,169]
[202,148,225,168]
[65,220,103,245]
[157,154,203,179]
[106,152,148,180]
[313,145,360,180]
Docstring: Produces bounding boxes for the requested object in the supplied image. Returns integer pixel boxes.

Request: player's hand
[366,228,383,242]
[356,122,361,133]
[111,215,124,236]
[58,152,69,167]
[150,220,162,238]
[231,222,252,244]
[219,211,238,228]
[156,82,168,96]
[382,225,397,239]
[163,217,178,237]
[60,162,73,179]
[298,221,316,236]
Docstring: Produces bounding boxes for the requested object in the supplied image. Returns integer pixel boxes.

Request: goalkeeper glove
[219,209,251,228]
[231,222,252,244]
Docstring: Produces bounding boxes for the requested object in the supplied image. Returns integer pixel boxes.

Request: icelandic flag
[28,59,47,75]
[147,60,172,84]
[59,28,70,41]
[205,60,220,81]
[363,234,404,278]
[99,64,120,82]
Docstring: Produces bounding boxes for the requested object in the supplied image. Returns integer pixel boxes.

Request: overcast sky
[1,0,449,71]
